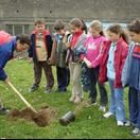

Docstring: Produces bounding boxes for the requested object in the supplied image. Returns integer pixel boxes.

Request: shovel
[7,81,37,113]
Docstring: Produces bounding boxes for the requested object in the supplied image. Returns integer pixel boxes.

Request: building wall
[0,0,139,35]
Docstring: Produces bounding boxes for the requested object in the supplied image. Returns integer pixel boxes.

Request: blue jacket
[122,42,140,90]
[0,37,16,81]
[28,30,53,62]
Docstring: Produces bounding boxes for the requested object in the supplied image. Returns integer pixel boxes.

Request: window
[14,25,22,35]
[6,25,13,35]
[24,25,30,34]
[6,24,30,35]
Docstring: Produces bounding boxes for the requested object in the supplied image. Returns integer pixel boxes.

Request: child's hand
[84,58,92,68]
[87,62,92,68]
[66,42,70,48]
[47,58,51,65]
[4,78,9,85]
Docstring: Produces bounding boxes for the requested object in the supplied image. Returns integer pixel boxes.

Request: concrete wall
[0,0,139,21]
[0,0,139,34]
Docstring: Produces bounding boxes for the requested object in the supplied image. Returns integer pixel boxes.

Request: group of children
[1,18,140,136]
[27,18,140,136]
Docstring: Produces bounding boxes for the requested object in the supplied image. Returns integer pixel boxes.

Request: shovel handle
[8,81,37,113]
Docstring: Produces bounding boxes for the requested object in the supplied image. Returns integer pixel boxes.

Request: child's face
[129,31,140,43]
[35,24,46,33]
[70,25,82,34]
[16,40,30,52]
[107,31,120,42]
[89,27,100,37]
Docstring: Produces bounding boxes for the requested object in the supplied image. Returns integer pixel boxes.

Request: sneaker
[132,127,140,136]
[69,96,76,102]
[124,120,131,127]
[29,85,39,93]
[103,112,113,118]
[45,88,52,94]
[117,120,131,127]
[117,121,124,126]
[0,107,10,115]
[74,96,82,104]
[99,106,106,113]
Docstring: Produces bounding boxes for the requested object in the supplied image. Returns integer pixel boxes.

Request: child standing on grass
[99,24,129,126]
[83,20,108,112]
[28,20,54,94]
[66,18,87,104]
[122,19,140,136]
[0,31,30,115]
[49,20,70,92]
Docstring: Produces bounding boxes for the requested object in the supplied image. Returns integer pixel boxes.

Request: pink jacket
[85,35,106,68]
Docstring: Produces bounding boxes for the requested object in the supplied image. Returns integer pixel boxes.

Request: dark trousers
[34,61,54,89]
[129,87,140,128]
[0,97,2,109]
[88,66,108,106]
[56,66,70,90]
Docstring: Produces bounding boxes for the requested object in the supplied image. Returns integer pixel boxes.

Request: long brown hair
[107,24,129,44]
[80,19,88,34]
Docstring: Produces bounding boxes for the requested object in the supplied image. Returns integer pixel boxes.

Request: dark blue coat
[28,30,53,62]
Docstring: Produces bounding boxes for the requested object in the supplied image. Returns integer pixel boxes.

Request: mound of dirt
[8,106,57,127]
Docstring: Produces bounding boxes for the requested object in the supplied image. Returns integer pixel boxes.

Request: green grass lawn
[0,59,138,139]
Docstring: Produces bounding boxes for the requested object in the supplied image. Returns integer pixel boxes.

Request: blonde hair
[90,20,104,36]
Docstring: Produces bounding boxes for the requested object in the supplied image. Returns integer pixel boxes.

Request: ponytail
[80,19,88,34]
[100,31,105,36]
[121,30,129,44]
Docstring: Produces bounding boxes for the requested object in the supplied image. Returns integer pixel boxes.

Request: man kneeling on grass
[0,30,30,115]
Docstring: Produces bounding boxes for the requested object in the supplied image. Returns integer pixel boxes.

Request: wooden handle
[8,81,37,113]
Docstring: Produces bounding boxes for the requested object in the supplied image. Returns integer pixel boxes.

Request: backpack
[0,31,12,46]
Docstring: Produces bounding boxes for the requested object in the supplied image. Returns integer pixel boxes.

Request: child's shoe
[117,120,131,127]
[0,107,9,115]
[69,95,76,103]
[124,120,131,127]
[132,127,140,136]
[117,121,124,126]
[29,85,39,93]
[74,96,82,104]
[99,106,106,113]
[103,112,113,118]
[45,88,52,94]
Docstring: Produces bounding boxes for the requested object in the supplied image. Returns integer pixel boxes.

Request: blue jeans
[109,79,126,122]
[129,87,140,128]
